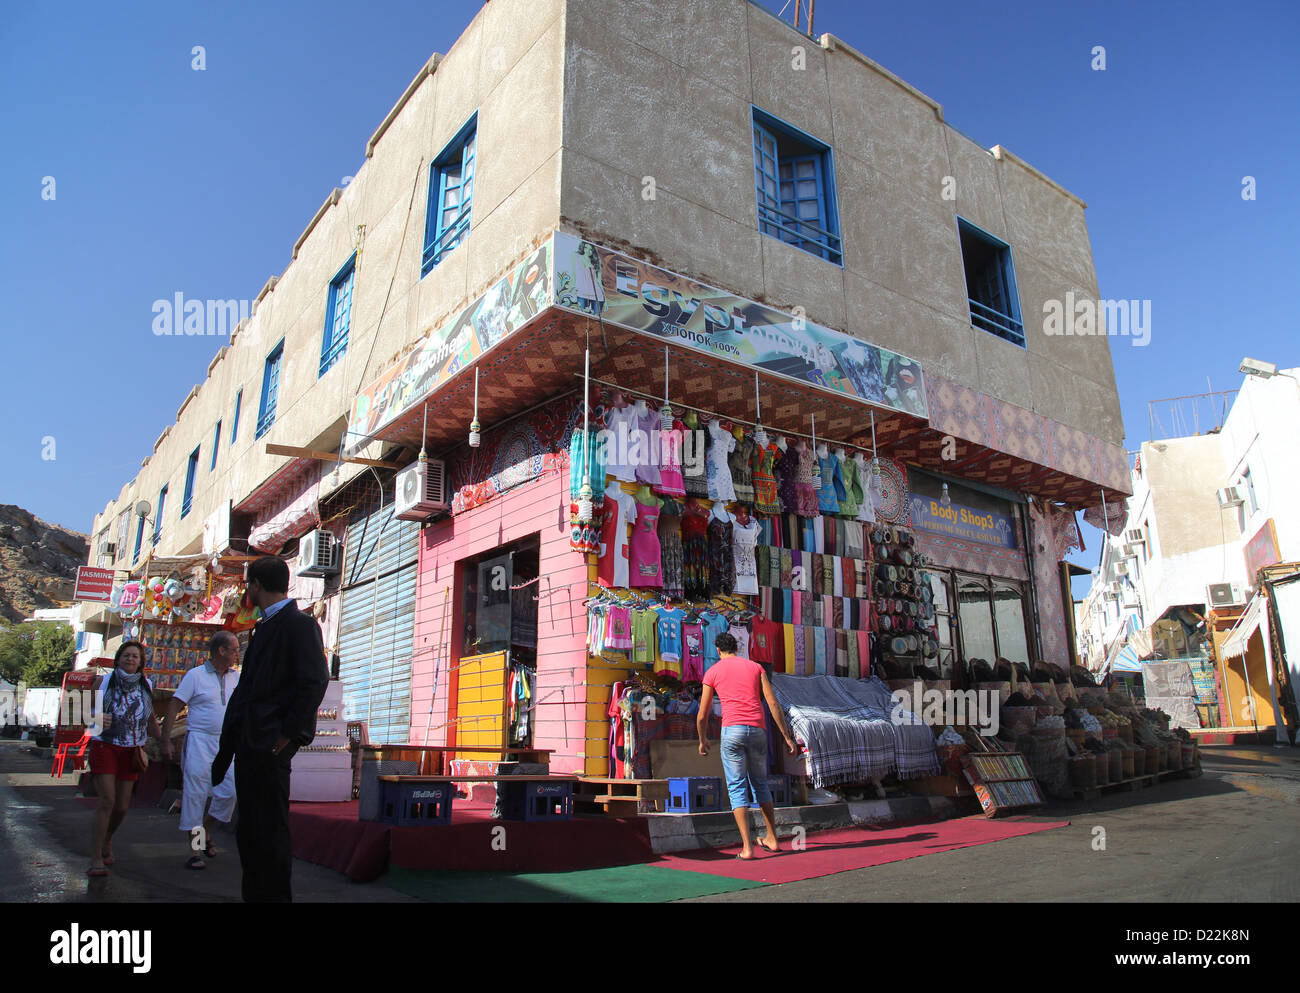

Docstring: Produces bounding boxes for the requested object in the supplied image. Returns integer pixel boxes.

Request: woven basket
[1167,741,1182,769]
[1117,725,1134,744]
[1069,758,1097,788]
[1094,753,1109,785]
[1181,743,1198,768]
[1148,745,1164,771]
[1121,750,1135,778]
[977,680,1012,705]
[1067,728,1086,748]
[1131,748,1146,777]
[1056,682,1077,702]
[1033,681,1058,703]
[1000,706,1037,735]
[1108,748,1123,781]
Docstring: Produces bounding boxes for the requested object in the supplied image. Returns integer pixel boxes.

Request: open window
[752,108,842,265]
[461,534,539,661]
[958,218,1024,346]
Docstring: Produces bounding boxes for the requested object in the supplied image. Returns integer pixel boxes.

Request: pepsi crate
[381,779,454,826]
[665,777,723,813]
[765,773,793,807]
[500,779,574,822]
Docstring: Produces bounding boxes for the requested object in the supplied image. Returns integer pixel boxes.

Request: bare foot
[737,848,755,860]
[760,836,780,853]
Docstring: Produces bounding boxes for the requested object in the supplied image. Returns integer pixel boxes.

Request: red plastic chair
[51,731,92,778]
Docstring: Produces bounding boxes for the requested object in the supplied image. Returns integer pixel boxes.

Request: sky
[1,0,1296,593]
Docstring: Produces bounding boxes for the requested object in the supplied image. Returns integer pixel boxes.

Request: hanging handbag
[133,746,150,773]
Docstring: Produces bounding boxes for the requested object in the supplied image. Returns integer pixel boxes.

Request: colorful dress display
[603,405,640,483]
[628,497,663,587]
[706,513,735,595]
[751,441,782,516]
[728,432,756,504]
[816,451,845,514]
[838,454,862,519]
[775,444,799,514]
[633,406,662,488]
[681,510,709,599]
[596,489,637,588]
[794,443,819,517]
[659,509,684,597]
[656,420,686,498]
[682,420,709,497]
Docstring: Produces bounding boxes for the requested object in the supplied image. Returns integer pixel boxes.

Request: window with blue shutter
[421,114,477,276]
[181,447,199,518]
[211,420,221,470]
[957,218,1025,347]
[154,485,168,544]
[320,255,355,377]
[752,109,841,265]
[231,389,242,445]
[255,341,284,439]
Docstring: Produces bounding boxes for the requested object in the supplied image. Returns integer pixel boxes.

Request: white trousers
[180,730,236,831]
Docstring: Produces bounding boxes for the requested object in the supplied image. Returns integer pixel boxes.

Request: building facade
[83,0,1129,775]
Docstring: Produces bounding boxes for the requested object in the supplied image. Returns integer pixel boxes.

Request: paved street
[2,739,1296,903]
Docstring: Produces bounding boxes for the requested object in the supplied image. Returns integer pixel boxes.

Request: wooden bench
[376,774,579,825]
[574,777,670,817]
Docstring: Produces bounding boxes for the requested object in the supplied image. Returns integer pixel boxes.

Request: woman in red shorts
[87,641,160,876]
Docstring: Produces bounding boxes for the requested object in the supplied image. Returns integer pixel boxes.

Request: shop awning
[1221,593,1264,660]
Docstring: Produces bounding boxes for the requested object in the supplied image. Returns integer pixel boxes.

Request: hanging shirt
[596,489,638,588]
[749,616,780,666]
[631,608,657,667]
[604,606,633,650]
[727,622,751,659]
[700,611,730,674]
[628,498,663,587]
[655,607,685,663]
[681,622,706,682]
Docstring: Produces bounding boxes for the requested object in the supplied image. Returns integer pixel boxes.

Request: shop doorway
[452,534,540,749]
[950,571,1033,673]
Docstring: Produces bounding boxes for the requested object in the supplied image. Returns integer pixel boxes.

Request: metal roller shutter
[337,502,419,744]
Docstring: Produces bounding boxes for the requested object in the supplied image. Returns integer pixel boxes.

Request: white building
[1077,362,1300,742]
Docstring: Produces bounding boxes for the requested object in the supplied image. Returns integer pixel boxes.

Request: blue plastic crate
[665,777,723,813]
[500,779,574,822]
[765,773,792,807]
[380,780,454,826]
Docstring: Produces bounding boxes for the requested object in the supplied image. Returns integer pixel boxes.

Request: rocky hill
[0,505,90,623]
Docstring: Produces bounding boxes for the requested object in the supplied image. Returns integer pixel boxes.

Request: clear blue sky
[2,0,1296,591]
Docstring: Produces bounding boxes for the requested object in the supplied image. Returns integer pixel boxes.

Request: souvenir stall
[573,376,941,791]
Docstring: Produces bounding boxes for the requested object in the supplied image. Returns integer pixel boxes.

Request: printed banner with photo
[347,240,553,448]
[552,231,927,419]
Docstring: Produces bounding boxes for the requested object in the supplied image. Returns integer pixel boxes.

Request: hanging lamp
[468,367,481,447]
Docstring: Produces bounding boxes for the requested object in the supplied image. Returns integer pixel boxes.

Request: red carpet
[388,797,656,873]
[289,801,391,883]
[654,816,1070,883]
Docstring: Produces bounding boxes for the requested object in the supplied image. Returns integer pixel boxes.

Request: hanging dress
[794,444,819,517]
[705,420,737,503]
[838,454,862,519]
[659,509,685,598]
[681,511,710,600]
[656,419,686,498]
[681,420,709,497]
[775,445,799,515]
[628,498,663,587]
[706,514,735,595]
[603,405,640,483]
[728,432,756,504]
[751,442,782,517]
[732,519,761,596]
[817,451,845,515]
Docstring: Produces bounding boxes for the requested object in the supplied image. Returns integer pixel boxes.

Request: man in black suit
[213,556,328,902]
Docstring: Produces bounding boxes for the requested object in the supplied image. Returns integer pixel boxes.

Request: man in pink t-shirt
[698,631,797,859]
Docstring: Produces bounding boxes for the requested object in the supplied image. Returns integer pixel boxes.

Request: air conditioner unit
[1113,561,1129,576]
[1104,590,1120,601]
[1206,582,1247,609]
[1124,528,1145,545]
[1216,486,1243,508]
[98,541,116,557]
[296,529,339,577]
[394,459,449,520]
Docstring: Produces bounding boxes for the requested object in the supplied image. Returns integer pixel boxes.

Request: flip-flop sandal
[87,866,109,877]
[204,844,220,858]
[185,856,206,870]
[101,846,115,866]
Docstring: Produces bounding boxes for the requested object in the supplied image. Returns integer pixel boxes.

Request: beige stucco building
[82,0,1129,756]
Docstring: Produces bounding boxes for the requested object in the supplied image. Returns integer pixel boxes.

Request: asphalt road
[2,739,1296,904]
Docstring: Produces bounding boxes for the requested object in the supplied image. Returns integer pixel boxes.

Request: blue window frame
[421,115,477,276]
[181,448,199,518]
[320,255,356,377]
[133,515,145,562]
[957,218,1025,347]
[211,421,221,470]
[154,485,168,544]
[255,341,284,440]
[752,108,841,265]
[231,389,242,445]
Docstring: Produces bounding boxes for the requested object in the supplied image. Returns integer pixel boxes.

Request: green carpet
[387,863,769,903]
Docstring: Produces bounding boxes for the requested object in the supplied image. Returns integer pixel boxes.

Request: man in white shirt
[161,631,241,869]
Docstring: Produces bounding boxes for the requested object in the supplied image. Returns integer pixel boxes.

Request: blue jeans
[720,725,773,809]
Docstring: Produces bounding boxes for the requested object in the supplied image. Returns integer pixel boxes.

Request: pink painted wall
[411,468,591,775]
